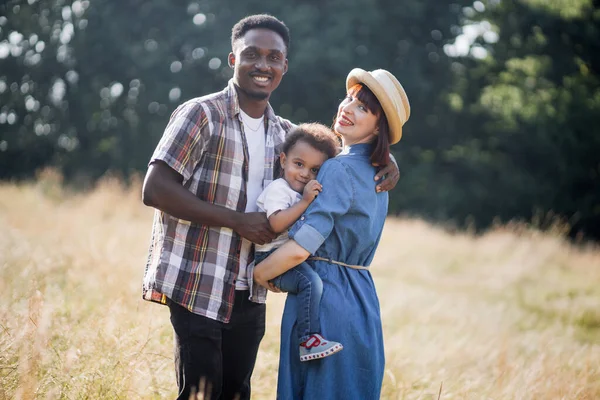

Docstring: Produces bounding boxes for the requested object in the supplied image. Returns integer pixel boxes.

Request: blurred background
[2,2,600,398]
[1,0,599,239]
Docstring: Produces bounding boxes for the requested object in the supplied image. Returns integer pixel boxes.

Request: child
[255,123,343,362]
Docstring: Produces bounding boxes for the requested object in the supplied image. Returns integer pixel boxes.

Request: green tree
[8,1,599,240]
[0,0,470,183]
[433,0,600,237]
[0,0,234,181]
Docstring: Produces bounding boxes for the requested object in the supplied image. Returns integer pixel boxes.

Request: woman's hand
[267,281,282,293]
[254,272,281,293]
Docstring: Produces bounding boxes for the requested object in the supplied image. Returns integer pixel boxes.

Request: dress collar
[340,143,372,157]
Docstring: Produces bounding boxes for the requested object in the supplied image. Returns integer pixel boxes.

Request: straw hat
[346,68,410,144]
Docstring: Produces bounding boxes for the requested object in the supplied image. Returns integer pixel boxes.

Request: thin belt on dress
[308,256,369,270]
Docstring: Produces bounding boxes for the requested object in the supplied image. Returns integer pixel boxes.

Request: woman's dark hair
[231,14,290,54]
[282,123,340,159]
[347,83,391,166]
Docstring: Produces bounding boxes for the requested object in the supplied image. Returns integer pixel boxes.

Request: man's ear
[283,59,288,75]
[228,52,235,69]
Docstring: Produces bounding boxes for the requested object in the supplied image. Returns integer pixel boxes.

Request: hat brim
[346,68,403,144]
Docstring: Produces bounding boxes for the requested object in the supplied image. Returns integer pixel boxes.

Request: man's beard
[236,84,270,100]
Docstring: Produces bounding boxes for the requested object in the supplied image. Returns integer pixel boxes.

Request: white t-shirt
[255,178,303,253]
[236,109,265,290]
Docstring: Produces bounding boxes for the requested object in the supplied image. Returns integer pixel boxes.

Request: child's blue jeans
[255,249,323,343]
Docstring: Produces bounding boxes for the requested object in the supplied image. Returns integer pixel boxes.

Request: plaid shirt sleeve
[278,117,296,137]
[150,101,209,182]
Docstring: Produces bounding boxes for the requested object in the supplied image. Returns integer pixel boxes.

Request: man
[141,14,399,400]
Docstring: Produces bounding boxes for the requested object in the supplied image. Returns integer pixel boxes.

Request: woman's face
[334,91,379,146]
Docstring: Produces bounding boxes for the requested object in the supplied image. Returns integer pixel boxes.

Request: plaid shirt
[142,80,294,323]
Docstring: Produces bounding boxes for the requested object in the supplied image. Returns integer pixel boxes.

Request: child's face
[280,140,328,194]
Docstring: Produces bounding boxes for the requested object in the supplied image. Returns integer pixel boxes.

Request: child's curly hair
[282,123,341,159]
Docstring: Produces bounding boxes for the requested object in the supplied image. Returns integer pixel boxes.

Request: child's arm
[268,180,322,233]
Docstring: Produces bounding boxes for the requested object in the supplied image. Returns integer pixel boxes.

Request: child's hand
[302,180,322,203]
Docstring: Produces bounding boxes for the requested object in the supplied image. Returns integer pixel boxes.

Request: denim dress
[277,143,388,399]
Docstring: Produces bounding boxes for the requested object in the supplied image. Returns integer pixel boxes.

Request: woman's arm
[253,240,310,289]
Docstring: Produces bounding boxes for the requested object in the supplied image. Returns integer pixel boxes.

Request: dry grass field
[1,172,599,399]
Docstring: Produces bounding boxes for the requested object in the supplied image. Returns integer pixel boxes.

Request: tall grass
[1,173,599,399]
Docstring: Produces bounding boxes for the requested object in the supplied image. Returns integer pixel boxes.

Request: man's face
[229,28,288,100]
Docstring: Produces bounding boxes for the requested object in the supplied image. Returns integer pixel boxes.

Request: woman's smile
[337,114,354,126]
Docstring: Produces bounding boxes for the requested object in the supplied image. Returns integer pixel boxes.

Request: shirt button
[300,216,305,221]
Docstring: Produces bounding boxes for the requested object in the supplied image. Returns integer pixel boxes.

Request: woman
[254,68,410,399]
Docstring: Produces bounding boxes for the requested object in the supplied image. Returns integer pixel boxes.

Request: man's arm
[142,161,276,245]
[374,154,400,192]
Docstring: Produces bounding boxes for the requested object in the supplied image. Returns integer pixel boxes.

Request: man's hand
[374,159,400,192]
[302,180,322,203]
[234,212,276,245]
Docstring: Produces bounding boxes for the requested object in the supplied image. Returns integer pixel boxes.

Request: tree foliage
[418,0,600,238]
[1,0,598,239]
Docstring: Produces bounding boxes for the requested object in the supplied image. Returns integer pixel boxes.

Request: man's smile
[250,73,272,85]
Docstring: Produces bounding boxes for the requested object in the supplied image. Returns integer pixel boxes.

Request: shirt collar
[226,79,277,122]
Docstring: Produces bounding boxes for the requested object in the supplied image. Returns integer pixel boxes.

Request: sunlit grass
[1,173,599,399]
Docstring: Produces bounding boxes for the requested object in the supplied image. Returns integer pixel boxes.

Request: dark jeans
[255,250,323,342]
[167,290,265,400]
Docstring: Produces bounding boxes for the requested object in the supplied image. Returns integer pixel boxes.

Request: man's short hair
[231,14,290,54]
